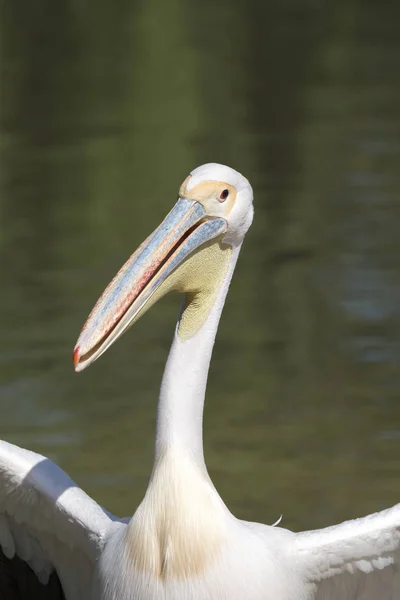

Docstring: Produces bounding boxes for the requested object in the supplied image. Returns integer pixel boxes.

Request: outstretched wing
[296,503,400,599]
[0,439,118,600]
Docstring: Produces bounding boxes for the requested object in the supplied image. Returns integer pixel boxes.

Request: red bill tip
[73,346,81,369]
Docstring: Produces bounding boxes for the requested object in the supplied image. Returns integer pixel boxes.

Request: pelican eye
[219,189,229,202]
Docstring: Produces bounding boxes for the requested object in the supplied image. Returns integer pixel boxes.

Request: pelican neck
[154,244,242,468]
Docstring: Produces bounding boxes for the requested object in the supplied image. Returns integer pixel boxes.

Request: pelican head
[73,163,253,371]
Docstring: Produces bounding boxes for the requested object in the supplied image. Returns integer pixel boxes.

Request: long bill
[73,198,227,372]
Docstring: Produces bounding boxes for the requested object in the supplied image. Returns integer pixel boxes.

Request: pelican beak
[73,198,227,371]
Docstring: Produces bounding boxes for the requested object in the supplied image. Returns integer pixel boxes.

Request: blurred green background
[1,0,400,532]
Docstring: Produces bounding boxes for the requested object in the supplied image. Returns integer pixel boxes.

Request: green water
[1,0,400,532]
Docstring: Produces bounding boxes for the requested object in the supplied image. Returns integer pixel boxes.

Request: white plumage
[0,163,399,599]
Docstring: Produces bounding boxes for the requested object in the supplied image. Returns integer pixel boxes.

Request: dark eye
[219,189,229,201]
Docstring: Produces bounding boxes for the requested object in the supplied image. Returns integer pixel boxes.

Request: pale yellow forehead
[179,176,237,215]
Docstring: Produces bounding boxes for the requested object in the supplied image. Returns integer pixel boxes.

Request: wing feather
[296,503,400,599]
[0,439,118,599]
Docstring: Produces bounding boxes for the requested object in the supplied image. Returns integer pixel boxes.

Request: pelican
[0,163,399,600]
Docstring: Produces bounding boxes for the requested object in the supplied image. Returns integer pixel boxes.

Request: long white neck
[154,244,242,468]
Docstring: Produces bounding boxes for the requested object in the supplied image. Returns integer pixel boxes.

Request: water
[1,0,400,531]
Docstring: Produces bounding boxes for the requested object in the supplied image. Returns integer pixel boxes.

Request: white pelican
[0,163,399,600]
